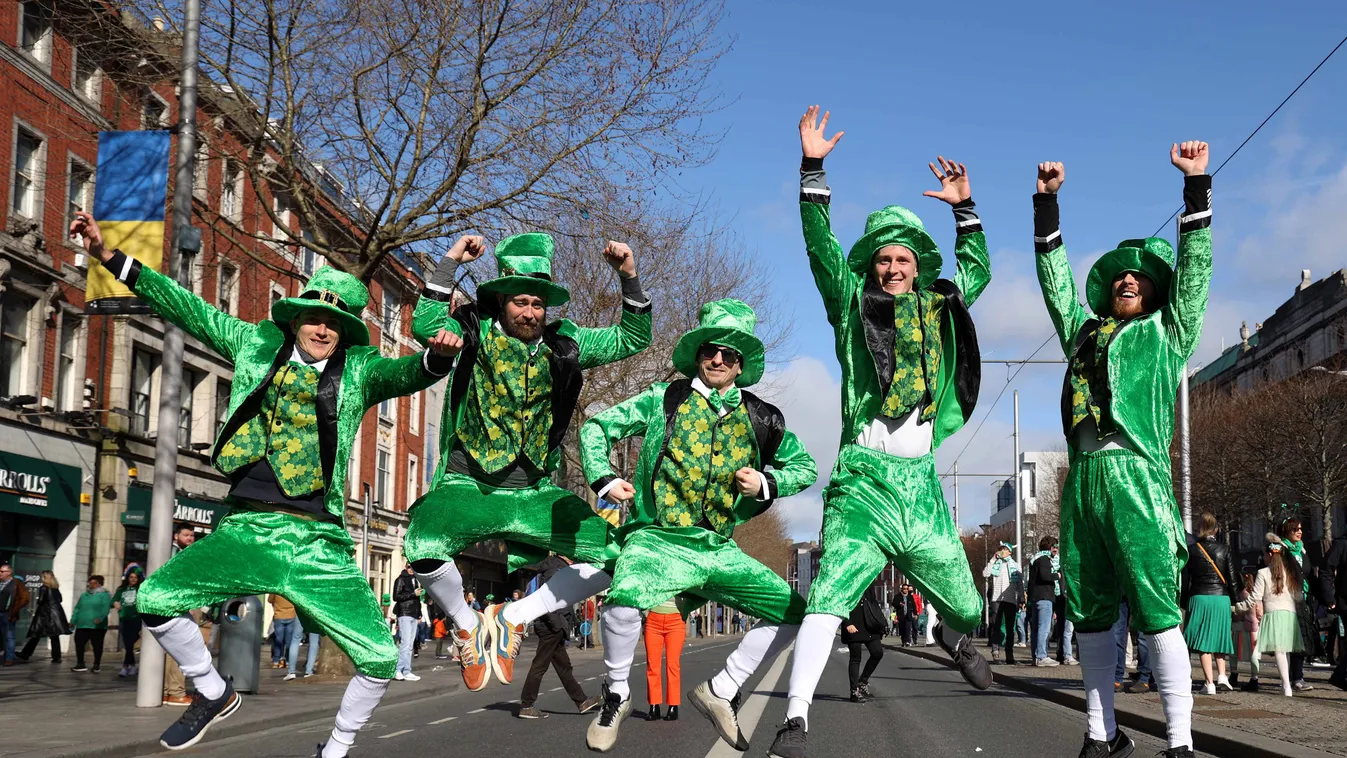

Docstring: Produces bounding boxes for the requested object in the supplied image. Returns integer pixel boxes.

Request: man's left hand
[428,329,463,357]
[734,467,762,497]
[1170,141,1209,176]
[603,241,637,278]
[922,156,971,205]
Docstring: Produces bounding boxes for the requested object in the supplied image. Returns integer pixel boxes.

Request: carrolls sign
[0,468,52,507]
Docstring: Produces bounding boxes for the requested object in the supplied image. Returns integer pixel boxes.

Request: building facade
[988,450,1069,548]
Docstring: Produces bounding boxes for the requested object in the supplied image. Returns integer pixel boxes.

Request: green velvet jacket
[800,170,991,450]
[1034,176,1213,472]
[111,255,447,525]
[579,379,817,541]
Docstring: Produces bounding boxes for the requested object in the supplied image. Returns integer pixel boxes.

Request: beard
[1111,294,1149,319]
[500,311,544,342]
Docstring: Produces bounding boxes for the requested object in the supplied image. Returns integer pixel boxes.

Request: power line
[1151,33,1347,236]
[943,330,1056,476]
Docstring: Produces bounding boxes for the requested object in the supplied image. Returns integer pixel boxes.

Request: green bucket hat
[476,232,571,307]
[271,266,371,345]
[847,205,943,291]
[1085,237,1175,316]
[672,299,766,388]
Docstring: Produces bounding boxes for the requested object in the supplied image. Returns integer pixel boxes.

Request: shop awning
[0,451,83,522]
[122,485,228,529]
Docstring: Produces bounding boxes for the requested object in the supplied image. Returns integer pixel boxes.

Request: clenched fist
[602,241,636,279]
[1037,162,1065,194]
[447,235,487,264]
[1171,141,1209,176]
[606,479,637,502]
[734,467,763,497]
[428,329,464,357]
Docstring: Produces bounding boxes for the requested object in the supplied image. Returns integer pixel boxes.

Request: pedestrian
[268,594,299,669]
[112,566,144,677]
[896,585,919,646]
[985,543,1021,665]
[0,563,30,664]
[466,592,480,612]
[923,595,939,647]
[643,597,686,721]
[1234,534,1305,697]
[392,565,422,681]
[163,526,205,707]
[71,575,112,673]
[842,590,886,703]
[427,600,451,659]
[1029,537,1063,667]
[1231,571,1262,692]
[1016,601,1028,648]
[1053,565,1077,666]
[516,556,602,720]
[284,619,320,681]
[1277,518,1317,691]
[1181,512,1238,694]
[1115,599,1154,694]
[1320,528,1347,691]
[17,570,68,663]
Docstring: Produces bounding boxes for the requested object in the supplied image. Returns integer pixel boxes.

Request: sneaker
[1063,657,1079,666]
[304,672,316,678]
[849,687,867,703]
[1202,682,1216,695]
[1077,728,1135,758]
[118,666,129,677]
[1309,660,1332,668]
[91,666,101,674]
[858,680,874,699]
[1159,747,1194,758]
[585,684,631,752]
[163,695,194,707]
[1292,680,1314,692]
[1240,677,1260,693]
[283,673,297,682]
[159,681,242,750]
[933,622,993,690]
[71,665,89,672]
[402,672,421,682]
[1035,658,1061,667]
[485,601,524,685]
[517,705,548,719]
[1216,678,1233,692]
[577,695,603,714]
[394,672,405,681]
[767,717,808,758]
[453,611,491,692]
[688,679,747,750]
[1123,680,1155,694]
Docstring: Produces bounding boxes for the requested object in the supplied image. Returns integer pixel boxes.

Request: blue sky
[674,1,1347,538]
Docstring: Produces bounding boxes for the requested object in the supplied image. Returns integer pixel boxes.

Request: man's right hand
[1037,162,1065,194]
[607,480,636,502]
[800,105,844,160]
[447,234,487,264]
[69,211,112,264]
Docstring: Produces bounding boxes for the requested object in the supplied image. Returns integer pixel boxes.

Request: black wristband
[800,156,824,172]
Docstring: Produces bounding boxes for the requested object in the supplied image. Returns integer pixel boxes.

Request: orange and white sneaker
[486,601,524,685]
[454,611,492,692]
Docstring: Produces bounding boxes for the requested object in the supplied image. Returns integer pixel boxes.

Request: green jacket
[412,271,653,484]
[800,169,991,449]
[579,379,817,540]
[1033,177,1213,471]
[72,587,113,629]
[109,253,448,524]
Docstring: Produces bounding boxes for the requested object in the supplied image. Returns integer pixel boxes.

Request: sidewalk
[893,638,1345,758]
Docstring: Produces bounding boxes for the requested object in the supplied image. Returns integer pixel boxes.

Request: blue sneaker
[454,610,491,691]
[486,601,523,685]
[159,680,242,750]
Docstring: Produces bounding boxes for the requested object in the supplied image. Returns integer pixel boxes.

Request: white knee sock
[1147,626,1194,749]
[601,605,643,701]
[711,623,798,698]
[147,615,226,700]
[415,561,476,632]
[785,614,842,729]
[1274,651,1291,695]
[1077,631,1117,741]
[503,563,610,627]
[322,674,391,758]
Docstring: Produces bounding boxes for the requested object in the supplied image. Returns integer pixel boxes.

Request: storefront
[120,484,229,573]
[0,450,86,636]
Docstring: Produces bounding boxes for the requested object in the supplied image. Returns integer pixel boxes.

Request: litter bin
[217,596,263,693]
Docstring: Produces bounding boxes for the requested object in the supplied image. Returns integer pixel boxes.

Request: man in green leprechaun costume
[576,298,817,752]
[1032,142,1211,758]
[68,212,462,757]
[767,107,993,758]
[403,232,652,693]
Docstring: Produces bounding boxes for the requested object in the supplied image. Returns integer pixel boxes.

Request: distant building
[989,451,1069,546]
[787,541,818,599]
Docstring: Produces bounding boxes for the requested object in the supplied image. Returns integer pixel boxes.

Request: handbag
[861,596,886,635]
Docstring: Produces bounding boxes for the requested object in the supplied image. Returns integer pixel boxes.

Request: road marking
[550,686,564,691]
[467,707,486,714]
[584,676,597,681]
[509,699,520,703]
[702,642,793,758]
[379,729,414,739]
[428,716,458,725]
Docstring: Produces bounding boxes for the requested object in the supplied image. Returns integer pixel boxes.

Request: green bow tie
[707,386,741,412]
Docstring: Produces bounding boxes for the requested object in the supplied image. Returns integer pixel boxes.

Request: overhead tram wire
[944,31,1347,477]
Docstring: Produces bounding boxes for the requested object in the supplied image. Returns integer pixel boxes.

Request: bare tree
[1267,368,1347,539]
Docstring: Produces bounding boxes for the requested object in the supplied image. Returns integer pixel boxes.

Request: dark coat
[392,572,422,618]
[1029,554,1060,605]
[1184,537,1239,600]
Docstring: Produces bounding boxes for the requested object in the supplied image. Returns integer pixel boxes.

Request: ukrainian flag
[85,131,171,314]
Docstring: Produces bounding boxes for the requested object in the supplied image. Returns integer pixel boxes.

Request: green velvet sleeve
[953,230,991,307]
[411,295,464,346]
[579,385,663,486]
[573,306,653,370]
[132,265,258,362]
[1035,243,1088,357]
[358,350,443,409]
[1164,229,1212,360]
[765,428,817,500]
[801,200,857,328]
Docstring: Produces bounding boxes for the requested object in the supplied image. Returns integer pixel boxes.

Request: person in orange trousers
[644,599,685,721]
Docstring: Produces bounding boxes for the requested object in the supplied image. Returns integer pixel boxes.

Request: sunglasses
[697,344,742,366]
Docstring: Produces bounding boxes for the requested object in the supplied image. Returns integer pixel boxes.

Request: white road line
[550,686,564,692]
[702,642,793,758]
[379,729,414,739]
[467,707,487,714]
[509,699,520,703]
[584,676,597,681]
[428,716,458,725]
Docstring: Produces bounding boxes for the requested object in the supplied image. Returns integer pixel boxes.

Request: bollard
[217,596,263,693]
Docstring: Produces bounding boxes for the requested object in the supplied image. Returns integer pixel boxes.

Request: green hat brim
[673,326,765,388]
[477,276,570,308]
[272,298,369,345]
[847,224,943,291]
[1085,248,1173,316]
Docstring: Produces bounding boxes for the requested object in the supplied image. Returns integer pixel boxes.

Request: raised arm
[581,385,664,500]
[921,156,990,305]
[574,242,653,369]
[1163,142,1213,359]
[1032,163,1089,355]
[411,235,486,345]
[798,105,855,326]
[359,334,461,409]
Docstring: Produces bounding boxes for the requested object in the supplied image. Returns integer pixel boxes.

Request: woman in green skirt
[1182,513,1238,694]
[1234,534,1305,697]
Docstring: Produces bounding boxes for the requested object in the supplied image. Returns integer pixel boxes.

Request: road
[136,638,1178,758]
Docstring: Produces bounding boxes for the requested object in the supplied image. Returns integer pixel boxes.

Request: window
[192,140,209,200]
[55,316,80,409]
[142,89,169,129]
[67,158,95,234]
[214,379,230,438]
[348,427,363,500]
[271,191,293,246]
[18,1,53,66]
[408,391,420,437]
[218,261,238,315]
[220,161,243,223]
[382,290,399,333]
[378,396,393,421]
[270,283,285,312]
[375,447,391,508]
[72,49,100,102]
[406,455,419,505]
[424,424,437,485]
[300,228,317,275]
[12,128,45,220]
[0,296,35,396]
[131,350,159,434]
[179,369,202,444]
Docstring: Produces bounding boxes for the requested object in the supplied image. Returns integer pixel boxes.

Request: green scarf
[879,291,944,421]
[1287,539,1309,595]
[1068,317,1122,438]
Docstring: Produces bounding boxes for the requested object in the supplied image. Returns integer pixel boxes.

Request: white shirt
[855,407,933,459]
[289,345,329,373]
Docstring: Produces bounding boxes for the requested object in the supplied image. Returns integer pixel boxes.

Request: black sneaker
[585,684,631,752]
[688,679,747,749]
[849,687,867,703]
[767,717,808,758]
[858,680,874,699]
[71,665,89,672]
[159,681,242,750]
[933,621,993,690]
[91,666,101,674]
[1159,747,1194,758]
[1240,677,1259,692]
[1078,729,1135,758]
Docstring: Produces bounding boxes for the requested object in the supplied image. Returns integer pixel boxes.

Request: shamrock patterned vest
[652,392,756,538]
[456,328,554,473]
[216,362,325,498]
[1068,317,1122,438]
[879,291,945,422]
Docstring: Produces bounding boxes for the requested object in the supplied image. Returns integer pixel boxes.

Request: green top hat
[271,266,371,345]
[673,299,766,388]
[1085,237,1175,316]
[847,205,943,291]
[476,233,571,308]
